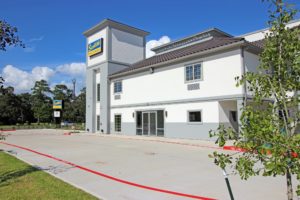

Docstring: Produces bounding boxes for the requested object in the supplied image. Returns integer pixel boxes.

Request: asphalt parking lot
[0,129,294,200]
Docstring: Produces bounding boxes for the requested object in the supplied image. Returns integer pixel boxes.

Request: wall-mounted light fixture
[132,112,135,118]
[165,111,168,117]
[149,67,154,74]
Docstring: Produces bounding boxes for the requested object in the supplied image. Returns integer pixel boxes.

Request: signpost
[53,100,63,128]
[54,111,60,118]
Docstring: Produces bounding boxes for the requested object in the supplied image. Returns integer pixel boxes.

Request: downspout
[240,47,247,106]
[238,47,247,135]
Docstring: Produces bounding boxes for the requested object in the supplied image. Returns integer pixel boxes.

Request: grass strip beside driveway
[0,151,98,200]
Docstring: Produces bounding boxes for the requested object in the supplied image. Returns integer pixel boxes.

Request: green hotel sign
[88,38,103,57]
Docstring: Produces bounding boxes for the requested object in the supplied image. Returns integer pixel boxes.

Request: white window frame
[114,114,122,132]
[114,81,122,94]
[187,110,203,124]
[184,62,203,83]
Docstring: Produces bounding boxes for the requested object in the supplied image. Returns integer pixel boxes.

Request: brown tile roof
[110,37,245,77]
[251,39,265,49]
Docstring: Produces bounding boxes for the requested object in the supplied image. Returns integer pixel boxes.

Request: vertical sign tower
[83,19,149,133]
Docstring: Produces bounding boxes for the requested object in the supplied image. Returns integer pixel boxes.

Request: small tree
[209,1,300,200]
[31,80,52,124]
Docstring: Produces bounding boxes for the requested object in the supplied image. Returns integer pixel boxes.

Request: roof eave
[151,28,233,52]
[83,18,150,37]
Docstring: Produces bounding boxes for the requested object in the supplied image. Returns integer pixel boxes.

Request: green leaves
[31,80,52,123]
[0,20,25,51]
[209,152,232,170]
[209,1,300,199]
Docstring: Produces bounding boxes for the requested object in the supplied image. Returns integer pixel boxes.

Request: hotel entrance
[136,110,164,136]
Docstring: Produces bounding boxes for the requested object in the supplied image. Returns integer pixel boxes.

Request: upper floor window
[185,63,202,82]
[97,83,100,101]
[114,81,122,94]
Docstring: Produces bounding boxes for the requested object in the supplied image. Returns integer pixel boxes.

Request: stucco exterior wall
[111,28,144,64]
[110,49,243,107]
[110,101,220,140]
[244,51,260,96]
[241,20,300,42]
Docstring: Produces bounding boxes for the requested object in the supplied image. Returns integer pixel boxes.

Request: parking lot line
[0,141,217,200]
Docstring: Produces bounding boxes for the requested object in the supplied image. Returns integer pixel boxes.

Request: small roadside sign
[53,100,63,109]
[54,111,60,118]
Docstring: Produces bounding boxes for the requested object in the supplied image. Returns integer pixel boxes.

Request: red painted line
[0,141,216,200]
[223,146,247,152]
[223,145,299,158]
[0,129,16,132]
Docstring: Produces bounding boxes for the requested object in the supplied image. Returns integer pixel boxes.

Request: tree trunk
[286,167,293,200]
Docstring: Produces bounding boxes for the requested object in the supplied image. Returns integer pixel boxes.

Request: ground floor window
[136,110,164,136]
[114,114,121,132]
[229,111,237,122]
[136,111,142,135]
[188,111,202,123]
[96,115,100,131]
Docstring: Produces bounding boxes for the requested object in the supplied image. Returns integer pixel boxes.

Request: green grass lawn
[0,151,98,200]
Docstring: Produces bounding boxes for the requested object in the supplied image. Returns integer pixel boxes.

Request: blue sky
[0,0,299,93]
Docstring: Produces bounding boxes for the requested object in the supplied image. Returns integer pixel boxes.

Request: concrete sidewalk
[0,129,294,200]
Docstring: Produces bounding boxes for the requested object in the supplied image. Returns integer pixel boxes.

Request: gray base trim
[111,94,244,109]
[109,122,226,140]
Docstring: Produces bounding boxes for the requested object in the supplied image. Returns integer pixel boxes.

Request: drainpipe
[240,47,247,107]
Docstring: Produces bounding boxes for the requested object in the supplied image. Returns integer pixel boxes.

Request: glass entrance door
[142,112,156,136]
[149,112,156,136]
[142,112,149,135]
[137,110,164,136]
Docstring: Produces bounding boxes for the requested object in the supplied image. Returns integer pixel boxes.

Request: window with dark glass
[136,111,142,135]
[185,63,202,81]
[157,110,164,136]
[115,114,121,132]
[96,115,100,131]
[114,81,122,93]
[230,111,237,122]
[97,83,100,101]
[188,111,202,122]
[185,66,193,81]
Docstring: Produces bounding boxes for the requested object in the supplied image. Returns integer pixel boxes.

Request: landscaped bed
[0,151,98,200]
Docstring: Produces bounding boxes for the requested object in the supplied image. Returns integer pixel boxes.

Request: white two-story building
[84,19,300,140]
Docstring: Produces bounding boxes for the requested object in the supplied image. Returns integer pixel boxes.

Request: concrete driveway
[0,129,293,200]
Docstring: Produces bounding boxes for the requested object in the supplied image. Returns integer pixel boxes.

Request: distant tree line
[0,79,86,125]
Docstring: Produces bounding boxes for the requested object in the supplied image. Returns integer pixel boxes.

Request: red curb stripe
[0,141,216,200]
[223,146,247,152]
[0,129,16,132]
[223,145,299,158]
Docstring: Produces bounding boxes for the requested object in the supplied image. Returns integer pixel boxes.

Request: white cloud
[2,65,55,92]
[1,62,86,93]
[146,36,171,58]
[28,36,44,43]
[50,80,74,91]
[56,62,86,76]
